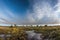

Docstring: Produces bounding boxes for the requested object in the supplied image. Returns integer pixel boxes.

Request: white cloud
[26,0,60,24]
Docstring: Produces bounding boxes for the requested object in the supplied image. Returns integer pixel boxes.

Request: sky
[0,0,60,25]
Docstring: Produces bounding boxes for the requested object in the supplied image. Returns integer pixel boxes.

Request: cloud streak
[0,1,22,24]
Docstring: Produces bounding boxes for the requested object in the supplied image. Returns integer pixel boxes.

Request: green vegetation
[0,25,60,40]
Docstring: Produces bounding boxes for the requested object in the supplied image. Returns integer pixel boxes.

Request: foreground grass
[0,26,60,40]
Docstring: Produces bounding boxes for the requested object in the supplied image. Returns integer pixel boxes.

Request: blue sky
[0,0,60,25]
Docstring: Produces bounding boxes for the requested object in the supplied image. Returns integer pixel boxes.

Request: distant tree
[45,25,47,27]
[14,24,17,27]
[31,25,32,27]
[10,25,13,28]
[37,25,38,27]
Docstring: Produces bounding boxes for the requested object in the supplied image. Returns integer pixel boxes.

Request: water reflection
[25,30,42,40]
[0,34,11,40]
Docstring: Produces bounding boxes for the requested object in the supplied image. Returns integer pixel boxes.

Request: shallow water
[25,30,43,40]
